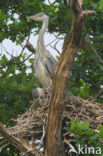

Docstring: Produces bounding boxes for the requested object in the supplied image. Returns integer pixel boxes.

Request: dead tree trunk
[45,0,96,156]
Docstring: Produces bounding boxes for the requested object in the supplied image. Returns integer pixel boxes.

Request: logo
[69,144,101,155]
[68,143,77,154]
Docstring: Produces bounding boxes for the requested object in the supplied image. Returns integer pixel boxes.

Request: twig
[19,32,36,54]
[0,143,10,152]
[54,40,61,55]
[88,42,103,64]
[0,122,43,156]
[95,88,103,99]
[53,33,64,40]
[91,88,103,102]
[50,45,60,55]
[82,10,96,18]
[0,44,13,58]
[47,0,51,4]
[45,38,58,47]
[17,53,33,65]
[0,34,31,70]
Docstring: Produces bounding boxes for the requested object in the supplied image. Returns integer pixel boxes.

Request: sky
[0,0,64,61]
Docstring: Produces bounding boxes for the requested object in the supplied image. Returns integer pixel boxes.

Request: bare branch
[49,39,61,55]
[0,34,31,70]
[46,34,64,55]
[47,0,51,4]
[95,88,103,99]
[0,57,16,70]
[18,33,31,58]
[82,10,96,18]
[0,143,10,152]
[45,38,58,47]
[26,41,35,53]
[0,44,13,58]
[0,122,43,156]
[53,33,64,40]
[17,53,33,65]
[88,42,103,64]
[50,45,60,55]
[19,32,36,53]
[54,40,61,55]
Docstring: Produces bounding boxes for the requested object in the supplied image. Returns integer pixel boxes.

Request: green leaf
[99,125,103,139]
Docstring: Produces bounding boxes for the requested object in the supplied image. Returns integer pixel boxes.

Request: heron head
[27,12,49,22]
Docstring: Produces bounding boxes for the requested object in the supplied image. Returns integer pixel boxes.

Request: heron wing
[44,52,57,78]
[34,58,50,87]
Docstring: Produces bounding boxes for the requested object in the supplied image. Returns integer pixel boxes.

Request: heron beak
[27,16,38,20]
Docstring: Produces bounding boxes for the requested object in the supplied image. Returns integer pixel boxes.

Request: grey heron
[27,13,73,104]
[27,12,57,87]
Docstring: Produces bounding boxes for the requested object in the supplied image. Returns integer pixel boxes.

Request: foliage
[0,54,41,125]
[64,119,103,155]
[0,145,20,156]
[0,54,41,155]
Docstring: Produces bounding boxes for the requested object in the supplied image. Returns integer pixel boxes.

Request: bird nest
[9,88,103,142]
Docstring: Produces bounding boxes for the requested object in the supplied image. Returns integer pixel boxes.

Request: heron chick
[32,88,43,106]
[27,12,57,87]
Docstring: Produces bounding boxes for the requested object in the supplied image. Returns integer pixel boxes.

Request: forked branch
[46,0,96,156]
[0,122,43,156]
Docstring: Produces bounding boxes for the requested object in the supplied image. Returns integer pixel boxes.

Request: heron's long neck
[38,19,48,48]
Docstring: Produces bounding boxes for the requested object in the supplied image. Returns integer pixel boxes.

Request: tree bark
[0,122,43,156]
[45,0,95,156]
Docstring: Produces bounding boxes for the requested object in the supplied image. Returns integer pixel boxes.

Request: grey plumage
[27,12,57,87]
[32,88,43,106]
[32,88,43,99]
